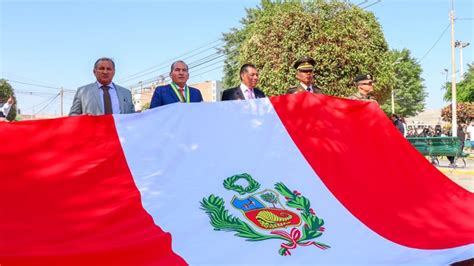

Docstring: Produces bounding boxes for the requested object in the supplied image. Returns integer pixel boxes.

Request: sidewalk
[435,151,474,192]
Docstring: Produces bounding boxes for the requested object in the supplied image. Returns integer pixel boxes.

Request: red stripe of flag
[0,116,186,265]
[271,93,474,249]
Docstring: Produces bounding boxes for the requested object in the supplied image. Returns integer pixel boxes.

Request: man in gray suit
[69,57,134,116]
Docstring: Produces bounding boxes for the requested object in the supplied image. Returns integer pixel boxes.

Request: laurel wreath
[223,173,261,195]
[201,181,330,256]
[274,182,330,255]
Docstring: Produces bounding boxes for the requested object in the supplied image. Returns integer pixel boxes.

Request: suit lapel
[236,87,245,100]
[92,83,103,114]
[114,84,124,114]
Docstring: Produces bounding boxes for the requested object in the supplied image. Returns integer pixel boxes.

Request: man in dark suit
[221,64,266,101]
[150,60,203,108]
[287,56,322,94]
[69,57,135,115]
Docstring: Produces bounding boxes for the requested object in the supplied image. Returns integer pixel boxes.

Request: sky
[0,0,473,116]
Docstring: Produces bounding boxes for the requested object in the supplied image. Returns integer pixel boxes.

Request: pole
[455,41,470,80]
[391,89,395,114]
[449,2,457,137]
[60,87,64,116]
[459,44,464,80]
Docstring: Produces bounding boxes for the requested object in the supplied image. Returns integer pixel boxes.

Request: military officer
[349,73,376,102]
[287,56,322,94]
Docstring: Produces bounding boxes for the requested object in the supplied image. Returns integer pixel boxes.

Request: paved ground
[434,150,474,192]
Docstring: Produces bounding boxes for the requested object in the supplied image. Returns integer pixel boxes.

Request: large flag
[1,93,473,265]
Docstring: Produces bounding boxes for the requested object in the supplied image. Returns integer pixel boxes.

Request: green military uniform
[349,73,376,102]
[287,56,322,94]
[348,91,375,102]
[287,84,322,94]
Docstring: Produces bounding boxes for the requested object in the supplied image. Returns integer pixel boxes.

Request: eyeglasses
[359,81,373,86]
[298,69,313,73]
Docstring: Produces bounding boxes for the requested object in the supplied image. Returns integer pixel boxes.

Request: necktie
[178,88,185,102]
[101,86,113,114]
[248,88,254,99]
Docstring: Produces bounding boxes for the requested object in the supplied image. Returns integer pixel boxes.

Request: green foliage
[221,0,399,103]
[0,79,17,121]
[200,194,280,241]
[441,102,474,124]
[380,49,427,117]
[223,173,261,195]
[444,63,474,103]
[260,192,278,207]
[141,102,150,111]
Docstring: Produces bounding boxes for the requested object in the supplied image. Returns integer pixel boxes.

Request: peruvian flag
[1,93,473,265]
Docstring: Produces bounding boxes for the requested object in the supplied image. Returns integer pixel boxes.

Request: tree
[443,63,474,103]
[0,79,17,121]
[441,102,474,125]
[380,49,427,117]
[222,0,396,102]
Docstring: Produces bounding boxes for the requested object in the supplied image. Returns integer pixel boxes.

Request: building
[132,80,223,111]
[190,80,223,102]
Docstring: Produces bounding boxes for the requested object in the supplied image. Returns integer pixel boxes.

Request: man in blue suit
[150,60,203,108]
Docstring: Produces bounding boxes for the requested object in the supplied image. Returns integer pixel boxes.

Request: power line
[34,93,60,115]
[418,23,451,62]
[6,79,62,90]
[117,39,223,83]
[2,73,61,88]
[6,79,75,94]
[361,0,381,9]
[15,89,60,98]
[125,50,226,88]
[20,94,60,112]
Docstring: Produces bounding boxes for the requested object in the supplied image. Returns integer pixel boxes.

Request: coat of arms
[200,173,330,256]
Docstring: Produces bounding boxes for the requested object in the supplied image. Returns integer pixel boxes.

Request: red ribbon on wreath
[271,228,327,256]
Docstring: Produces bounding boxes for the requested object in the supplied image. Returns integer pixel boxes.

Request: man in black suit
[221,64,266,101]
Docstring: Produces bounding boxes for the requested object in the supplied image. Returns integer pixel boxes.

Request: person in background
[221,64,266,101]
[0,96,14,121]
[349,73,376,102]
[150,60,203,108]
[467,121,474,152]
[69,57,135,115]
[400,117,408,137]
[447,124,466,167]
[391,114,404,135]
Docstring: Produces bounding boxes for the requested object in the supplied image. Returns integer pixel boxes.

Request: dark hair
[94,57,115,70]
[170,60,189,73]
[239,63,256,80]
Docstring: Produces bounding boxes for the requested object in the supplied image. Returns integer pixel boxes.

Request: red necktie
[178,88,185,102]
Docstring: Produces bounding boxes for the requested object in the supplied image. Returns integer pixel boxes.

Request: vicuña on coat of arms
[200,173,330,256]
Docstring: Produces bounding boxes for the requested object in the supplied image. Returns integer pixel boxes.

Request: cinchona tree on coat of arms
[200,173,330,256]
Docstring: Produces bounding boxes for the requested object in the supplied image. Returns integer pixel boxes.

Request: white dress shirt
[239,83,255,100]
[300,82,314,92]
[0,101,12,117]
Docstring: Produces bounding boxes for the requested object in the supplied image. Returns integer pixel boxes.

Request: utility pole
[391,90,395,114]
[60,87,64,116]
[455,41,470,80]
[449,0,457,137]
